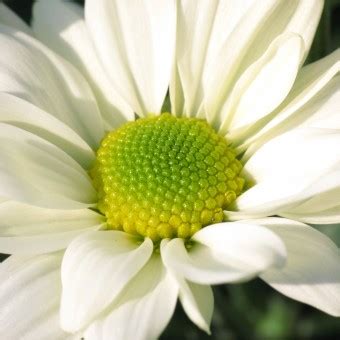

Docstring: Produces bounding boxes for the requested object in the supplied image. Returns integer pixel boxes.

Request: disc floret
[91,113,245,241]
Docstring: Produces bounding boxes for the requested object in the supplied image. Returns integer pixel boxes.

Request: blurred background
[1,0,340,339]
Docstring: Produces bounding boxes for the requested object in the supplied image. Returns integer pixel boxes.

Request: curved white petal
[219,33,303,134]
[169,64,185,117]
[288,0,324,60]
[170,0,255,117]
[161,237,213,332]
[162,222,286,285]
[204,0,323,121]
[235,150,340,225]
[0,252,73,339]
[314,224,340,247]
[241,49,340,156]
[277,168,340,224]
[245,128,340,184]
[33,0,133,129]
[60,231,153,332]
[85,0,176,117]
[234,128,340,217]
[0,24,104,149]
[0,202,104,255]
[84,254,178,340]
[178,278,213,334]
[256,218,340,316]
[0,123,96,209]
[0,93,95,169]
[0,3,33,35]
[282,205,340,225]
[228,169,340,222]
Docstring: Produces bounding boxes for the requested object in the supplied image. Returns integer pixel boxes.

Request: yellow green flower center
[91,113,245,241]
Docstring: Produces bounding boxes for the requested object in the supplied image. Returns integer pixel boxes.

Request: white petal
[204,0,323,121]
[0,123,96,209]
[169,64,185,117]
[0,201,104,255]
[84,254,178,340]
[240,49,340,155]
[0,92,95,169]
[161,239,213,332]
[314,224,340,247]
[282,205,340,225]
[162,222,286,285]
[257,218,340,316]
[279,169,340,224]
[285,0,324,61]
[220,33,303,135]
[85,0,176,116]
[171,0,255,117]
[0,252,72,339]
[60,231,153,332]
[235,128,340,217]
[169,65,184,117]
[0,24,104,149]
[178,278,213,334]
[292,76,340,130]
[0,3,33,35]
[33,0,133,128]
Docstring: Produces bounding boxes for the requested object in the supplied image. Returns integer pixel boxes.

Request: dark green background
[1,0,340,339]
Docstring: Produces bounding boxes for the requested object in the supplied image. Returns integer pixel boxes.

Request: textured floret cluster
[92,113,245,241]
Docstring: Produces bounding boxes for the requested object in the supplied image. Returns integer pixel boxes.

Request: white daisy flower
[0,0,339,339]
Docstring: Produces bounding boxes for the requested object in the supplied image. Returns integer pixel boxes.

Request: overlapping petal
[170,0,255,117]
[283,205,340,225]
[204,0,323,121]
[0,24,104,149]
[240,49,340,154]
[60,231,153,332]
[279,169,340,224]
[171,0,323,124]
[162,222,286,285]
[0,252,75,340]
[219,32,303,135]
[84,255,178,340]
[32,0,133,129]
[85,0,176,117]
[230,127,340,219]
[257,218,340,316]
[177,276,213,333]
[0,201,104,255]
[0,123,96,209]
[0,93,95,169]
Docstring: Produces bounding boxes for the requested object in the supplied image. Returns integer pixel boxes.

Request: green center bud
[91,113,245,241]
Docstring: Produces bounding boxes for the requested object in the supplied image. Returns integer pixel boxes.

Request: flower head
[0,0,340,339]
